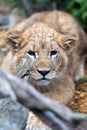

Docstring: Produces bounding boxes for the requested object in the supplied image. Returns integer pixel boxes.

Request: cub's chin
[35,79,50,86]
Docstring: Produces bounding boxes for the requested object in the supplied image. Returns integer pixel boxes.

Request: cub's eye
[50,50,58,56]
[27,50,36,57]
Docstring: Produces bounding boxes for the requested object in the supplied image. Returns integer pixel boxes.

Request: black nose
[37,69,50,77]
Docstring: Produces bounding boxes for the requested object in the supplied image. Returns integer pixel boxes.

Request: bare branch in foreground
[0,98,28,130]
[0,69,87,130]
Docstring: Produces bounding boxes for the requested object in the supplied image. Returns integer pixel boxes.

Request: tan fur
[1,11,87,130]
[5,10,87,79]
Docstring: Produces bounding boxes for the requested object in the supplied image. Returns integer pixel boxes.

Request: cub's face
[23,37,68,86]
[5,23,78,86]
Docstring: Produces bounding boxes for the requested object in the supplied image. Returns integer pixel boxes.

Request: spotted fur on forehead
[23,22,59,44]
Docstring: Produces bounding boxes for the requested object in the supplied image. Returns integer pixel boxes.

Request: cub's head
[5,23,79,86]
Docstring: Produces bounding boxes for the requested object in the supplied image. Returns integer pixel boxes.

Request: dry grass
[69,64,87,114]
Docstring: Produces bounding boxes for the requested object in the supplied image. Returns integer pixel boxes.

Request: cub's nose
[37,69,50,77]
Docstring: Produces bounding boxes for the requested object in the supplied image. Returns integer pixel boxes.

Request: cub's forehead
[24,27,57,48]
[23,23,59,50]
[30,31,55,45]
[27,36,58,51]
[23,22,59,41]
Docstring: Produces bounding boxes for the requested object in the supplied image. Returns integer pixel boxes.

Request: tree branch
[0,69,87,130]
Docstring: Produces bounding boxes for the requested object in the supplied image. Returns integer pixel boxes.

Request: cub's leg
[26,112,52,130]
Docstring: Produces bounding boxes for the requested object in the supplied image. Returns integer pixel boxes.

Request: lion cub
[1,11,87,130]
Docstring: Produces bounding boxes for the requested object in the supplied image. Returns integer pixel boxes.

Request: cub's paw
[25,124,40,130]
[74,61,84,81]
[74,70,84,81]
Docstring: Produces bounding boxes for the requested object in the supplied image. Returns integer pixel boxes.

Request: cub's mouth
[19,69,54,86]
[20,70,50,81]
[37,77,50,80]
[35,78,50,86]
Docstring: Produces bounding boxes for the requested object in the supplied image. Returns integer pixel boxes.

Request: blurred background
[0,0,87,32]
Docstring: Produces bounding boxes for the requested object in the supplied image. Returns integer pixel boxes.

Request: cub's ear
[4,31,24,52]
[58,34,79,52]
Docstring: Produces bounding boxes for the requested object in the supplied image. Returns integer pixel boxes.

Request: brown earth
[69,64,87,114]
